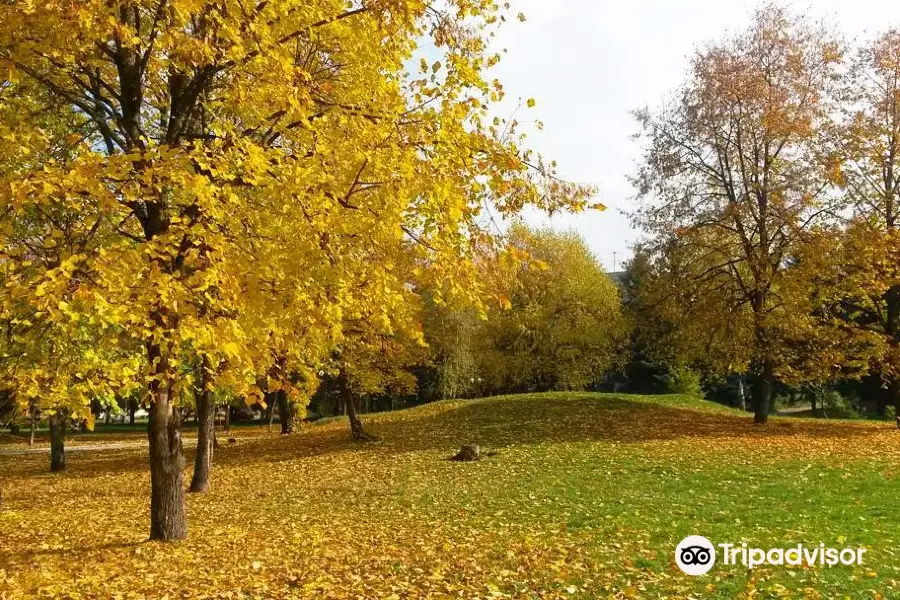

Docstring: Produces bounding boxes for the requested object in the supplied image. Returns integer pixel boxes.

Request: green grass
[508,437,895,597]
[361,392,900,598]
[2,392,899,599]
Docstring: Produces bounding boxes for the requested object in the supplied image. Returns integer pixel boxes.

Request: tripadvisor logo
[675,535,867,576]
[675,535,716,575]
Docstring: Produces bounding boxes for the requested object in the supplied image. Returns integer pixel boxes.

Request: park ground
[1,393,899,599]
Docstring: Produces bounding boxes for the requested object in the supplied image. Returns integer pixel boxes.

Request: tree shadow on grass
[7,393,888,479]
[0,448,152,480]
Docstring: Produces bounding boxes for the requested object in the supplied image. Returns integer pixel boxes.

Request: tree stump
[451,444,480,462]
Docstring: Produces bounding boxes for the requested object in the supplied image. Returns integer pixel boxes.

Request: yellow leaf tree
[0,1,592,540]
[475,224,626,394]
[0,76,144,471]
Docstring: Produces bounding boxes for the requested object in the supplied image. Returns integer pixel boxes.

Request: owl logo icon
[675,535,716,575]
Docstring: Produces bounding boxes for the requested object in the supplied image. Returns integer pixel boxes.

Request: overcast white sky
[488,0,900,271]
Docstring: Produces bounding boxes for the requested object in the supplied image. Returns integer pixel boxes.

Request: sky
[488,0,900,271]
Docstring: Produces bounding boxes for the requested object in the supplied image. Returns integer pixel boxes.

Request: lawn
[1,393,899,599]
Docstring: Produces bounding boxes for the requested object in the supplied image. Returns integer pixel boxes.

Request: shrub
[663,366,704,398]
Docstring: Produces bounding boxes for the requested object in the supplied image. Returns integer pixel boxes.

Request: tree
[0,389,18,439]
[1,1,592,540]
[619,248,677,393]
[632,4,843,423]
[329,266,425,440]
[330,335,422,441]
[627,237,754,383]
[420,295,482,401]
[828,30,900,415]
[477,225,625,394]
[0,74,135,470]
[0,274,142,472]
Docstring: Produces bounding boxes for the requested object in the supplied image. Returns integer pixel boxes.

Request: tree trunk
[148,373,187,541]
[753,360,775,424]
[28,406,37,447]
[277,390,293,435]
[189,367,214,494]
[224,406,231,433]
[49,410,66,472]
[337,368,368,440]
[750,282,774,425]
[266,394,275,433]
[213,405,219,449]
[345,393,367,440]
[129,404,136,426]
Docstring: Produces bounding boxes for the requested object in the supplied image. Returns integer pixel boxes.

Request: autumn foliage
[631,5,900,422]
[3,4,900,597]
[0,1,592,539]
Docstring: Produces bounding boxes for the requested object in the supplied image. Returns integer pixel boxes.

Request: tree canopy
[428,225,625,396]
[632,4,845,422]
[0,0,593,539]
